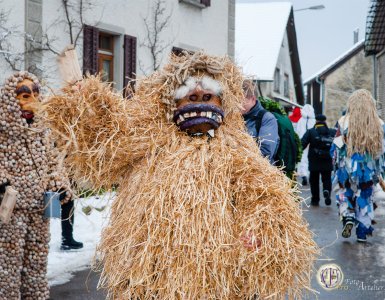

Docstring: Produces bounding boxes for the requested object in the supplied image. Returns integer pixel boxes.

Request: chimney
[353,28,359,44]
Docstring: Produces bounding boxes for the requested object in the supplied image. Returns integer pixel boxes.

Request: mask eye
[189,94,198,101]
[23,95,30,99]
[203,94,212,101]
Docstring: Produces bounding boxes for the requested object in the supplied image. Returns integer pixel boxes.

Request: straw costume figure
[0,71,72,299]
[333,89,385,242]
[44,51,318,299]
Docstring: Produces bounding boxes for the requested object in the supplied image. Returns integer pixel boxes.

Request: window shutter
[123,35,137,97]
[200,0,210,7]
[83,25,99,75]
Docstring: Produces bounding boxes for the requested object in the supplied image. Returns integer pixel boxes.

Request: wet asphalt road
[50,186,385,300]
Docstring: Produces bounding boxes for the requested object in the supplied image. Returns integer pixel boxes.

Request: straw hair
[346,89,383,157]
[43,51,318,299]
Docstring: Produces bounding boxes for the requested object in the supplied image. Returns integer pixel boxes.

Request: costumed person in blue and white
[333,89,385,242]
[296,104,316,186]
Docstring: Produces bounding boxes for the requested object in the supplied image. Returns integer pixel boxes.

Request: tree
[140,0,173,74]
[0,0,97,75]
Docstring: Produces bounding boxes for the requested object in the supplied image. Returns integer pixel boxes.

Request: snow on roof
[304,40,365,84]
[235,2,292,81]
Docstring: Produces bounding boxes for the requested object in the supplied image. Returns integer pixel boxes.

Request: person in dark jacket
[301,114,336,206]
[242,80,279,163]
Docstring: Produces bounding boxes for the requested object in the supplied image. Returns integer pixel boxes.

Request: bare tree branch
[0,0,96,75]
[63,0,74,44]
[140,0,174,73]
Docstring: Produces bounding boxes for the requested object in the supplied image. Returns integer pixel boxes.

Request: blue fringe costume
[333,118,385,241]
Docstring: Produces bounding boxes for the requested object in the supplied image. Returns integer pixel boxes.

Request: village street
[49,186,385,300]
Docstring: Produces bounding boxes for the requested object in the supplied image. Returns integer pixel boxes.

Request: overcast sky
[237,0,370,80]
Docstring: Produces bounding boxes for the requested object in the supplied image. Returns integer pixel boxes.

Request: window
[284,73,289,97]
[274,68,280,93]
[83,25,136,96]
[179,0,210,8]
[98,33,114,82]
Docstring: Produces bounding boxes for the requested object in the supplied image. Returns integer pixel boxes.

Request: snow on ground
[47,192,114,286]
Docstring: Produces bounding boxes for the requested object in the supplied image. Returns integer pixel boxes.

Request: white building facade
[0,0,235,90]
[235,2,304,107]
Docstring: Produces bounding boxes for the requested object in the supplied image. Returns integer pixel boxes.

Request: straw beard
[44,52,319,299]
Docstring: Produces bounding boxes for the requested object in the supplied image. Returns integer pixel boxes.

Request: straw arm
[43,76,137,189]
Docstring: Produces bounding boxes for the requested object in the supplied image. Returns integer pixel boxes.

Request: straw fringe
[43,52,318,299]
[346,89,383,157]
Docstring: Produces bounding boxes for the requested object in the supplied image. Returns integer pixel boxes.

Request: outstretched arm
[43,76,144,189]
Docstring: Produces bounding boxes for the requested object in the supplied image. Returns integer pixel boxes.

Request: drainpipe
[257,80,264,98]
[373,55,377,100]
[315,76,325,114]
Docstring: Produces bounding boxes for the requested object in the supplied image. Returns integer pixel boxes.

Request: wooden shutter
[123,35,137,97]
[83,25,99,75]
[200,0,210,7]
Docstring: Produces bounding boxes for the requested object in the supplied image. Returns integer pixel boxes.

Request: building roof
[365,0,385,56]
[304,40,365,85]
[235,2,292,81]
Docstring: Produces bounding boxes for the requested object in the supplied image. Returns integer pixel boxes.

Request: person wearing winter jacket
[301,114,336,206]
[242,80,279,164]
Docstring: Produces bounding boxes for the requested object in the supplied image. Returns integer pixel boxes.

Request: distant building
[235,2,304,108]
[304,41,372,126]
[365,0,385,119]
[0,0,235,90]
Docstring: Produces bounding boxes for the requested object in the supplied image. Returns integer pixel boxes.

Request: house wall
[261,31,297,104]
[0,0,231,89]
[0,1,26,78]
[323,49,372,126]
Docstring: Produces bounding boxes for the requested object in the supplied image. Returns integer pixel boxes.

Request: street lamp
[294,5,325,12]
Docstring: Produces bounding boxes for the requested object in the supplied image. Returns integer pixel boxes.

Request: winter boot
[61,200,84,250]
[61,237,84,250]
[356,223,368,243]
[310,198,319,206]
[341,216,354,238]
[323,190,331,206]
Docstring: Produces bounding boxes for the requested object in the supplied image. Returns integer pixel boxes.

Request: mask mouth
[21,110,34,120]
[173,103,224,132]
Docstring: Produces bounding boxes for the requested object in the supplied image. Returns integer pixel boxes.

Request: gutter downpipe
[373,55,377,100]
[315,76,325,114]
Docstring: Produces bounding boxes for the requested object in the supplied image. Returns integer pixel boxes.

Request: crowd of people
[241,81,385,244]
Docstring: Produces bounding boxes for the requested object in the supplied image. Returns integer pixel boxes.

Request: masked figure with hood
[333,89,385,242]
[44,51,318,299]
[0,71,72,299]
[296,104,316,185]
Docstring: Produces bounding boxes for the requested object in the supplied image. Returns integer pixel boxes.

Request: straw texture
[43,52,318,299]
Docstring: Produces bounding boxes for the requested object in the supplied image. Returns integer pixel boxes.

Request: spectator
[241,80,279,163]
[301,114,336,206]
[296,104,316,185]
[60,195,83,250]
